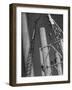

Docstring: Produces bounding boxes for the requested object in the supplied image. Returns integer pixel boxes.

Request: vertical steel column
[60,39,63,52]
[56,52,62,75]
[40,27,51,76]
[39,48,45,76]
[22,13,34,76]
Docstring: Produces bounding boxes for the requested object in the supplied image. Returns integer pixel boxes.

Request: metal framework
[23,14,63,76]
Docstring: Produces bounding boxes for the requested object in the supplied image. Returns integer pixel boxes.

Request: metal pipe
[22,13,34,76]
[40,27,51,76]
[55,52,62,75]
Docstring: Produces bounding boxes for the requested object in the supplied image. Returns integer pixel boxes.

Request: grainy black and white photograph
[21,13,63,77]
[10,4,70,86]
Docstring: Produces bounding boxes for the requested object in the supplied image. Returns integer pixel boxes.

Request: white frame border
[16,6,68,84]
